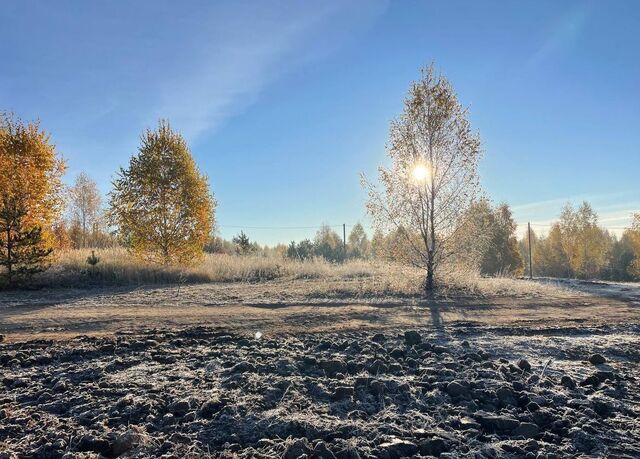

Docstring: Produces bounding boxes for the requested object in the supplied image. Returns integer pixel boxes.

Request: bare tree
[68,172,102,248]
[363,64,482,293]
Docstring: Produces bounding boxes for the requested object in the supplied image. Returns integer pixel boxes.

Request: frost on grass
[37,249,581,301]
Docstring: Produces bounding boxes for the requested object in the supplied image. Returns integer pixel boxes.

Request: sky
[1,0,639,244]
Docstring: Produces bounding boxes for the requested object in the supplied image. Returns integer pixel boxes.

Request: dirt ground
[1,279,639,458]
[0,278,639,342]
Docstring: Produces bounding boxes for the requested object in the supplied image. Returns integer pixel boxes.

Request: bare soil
[0,279,639,458]
[0,278,638,341]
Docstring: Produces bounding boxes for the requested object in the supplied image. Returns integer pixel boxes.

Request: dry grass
[437,265,578,299]
[41,248,395,286]
[31,248,578,300]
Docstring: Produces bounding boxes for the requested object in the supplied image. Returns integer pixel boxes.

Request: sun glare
[412,164,429,182]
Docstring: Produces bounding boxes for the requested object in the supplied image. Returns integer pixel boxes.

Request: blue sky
[1,1,638,244]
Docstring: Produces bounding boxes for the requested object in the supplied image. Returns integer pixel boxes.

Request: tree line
[2,64,639,290]
[1,115,214,286]
[519,202,640,281]
[221,200,640,284]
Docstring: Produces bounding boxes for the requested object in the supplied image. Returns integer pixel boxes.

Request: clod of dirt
[283,438,313,459]
[561,375,577,389]
[77,434,111,455]
[0,325,639,458]
[445,380,469,397]
[588,353,607,365]
[112,428,147,457]
[376,437,418,458]
[314,441,337,459]
[517,358,532,371]
[169,399,191,416]
[513,422,540,439]
[403,330,421,345]
[371,333,386,343]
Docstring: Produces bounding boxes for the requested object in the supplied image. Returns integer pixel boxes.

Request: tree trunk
[6,225,13,286]
[425,262,434,293]
[426,156,436,294]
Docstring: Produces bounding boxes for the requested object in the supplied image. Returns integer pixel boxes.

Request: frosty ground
[0,278,639,458]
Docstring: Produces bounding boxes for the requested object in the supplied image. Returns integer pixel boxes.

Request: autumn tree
[519,226,566,278]
[463,201,523,276]
[204,235,235,255]
[68,171,102,248]
[313,224,344,262]
[370,230,386,259]
[52,220,73,250]
[0,114,65,286]
[363,64,482,292]
[627,213,640,279]
[557,202,611,278]
[536,224,571,278]
[347,223,370,259]
[519,202,620,280]
[604,233,636,281]
[108,120,215,265]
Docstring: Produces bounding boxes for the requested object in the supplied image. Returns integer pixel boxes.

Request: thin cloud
[149,1,387,141]
[527,3,593,68]
[510,190,635,213]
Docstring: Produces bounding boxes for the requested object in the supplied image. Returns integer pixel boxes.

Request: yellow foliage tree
[557,202,611,278]
[0,113,66,285]
[108,120,215,265]
[628,213,640,278]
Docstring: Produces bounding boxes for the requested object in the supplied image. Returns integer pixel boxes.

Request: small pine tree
[86,250,100,267]
[0,201,53,286]
[286,239,315,260]
[233,231,253,255]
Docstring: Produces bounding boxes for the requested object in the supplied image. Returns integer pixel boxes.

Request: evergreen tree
[286,239,314,260]
[0,201,53,285]
[233,231,253,255]
[603,234,636,281]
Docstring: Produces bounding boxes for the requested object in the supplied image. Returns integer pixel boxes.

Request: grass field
[37,248,577,299]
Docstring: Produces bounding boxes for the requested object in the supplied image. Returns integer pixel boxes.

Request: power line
[218,224,357,230]
[220,221,632,231]
[527,223,630,230]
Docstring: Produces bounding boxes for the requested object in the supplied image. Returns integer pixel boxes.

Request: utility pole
[527,222,533,279]
[343,224,347,255]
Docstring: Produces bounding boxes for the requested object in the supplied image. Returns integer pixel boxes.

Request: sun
[412,164,429,182]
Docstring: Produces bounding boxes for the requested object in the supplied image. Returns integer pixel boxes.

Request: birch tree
[108,120,216,265]
[363,64,481,292]
[68,172,102,248]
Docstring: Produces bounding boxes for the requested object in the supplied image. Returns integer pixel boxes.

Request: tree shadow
[414,298,447,335]
[0,284,173,315]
